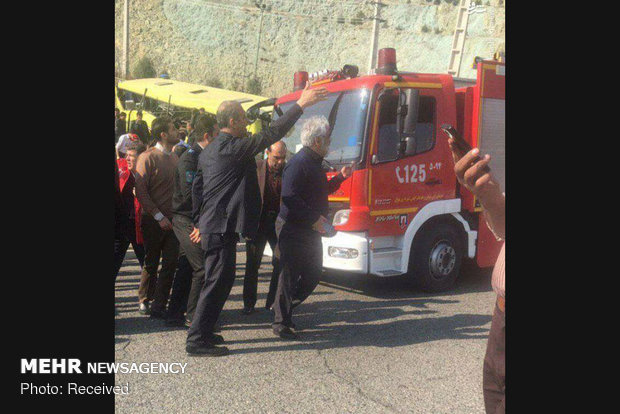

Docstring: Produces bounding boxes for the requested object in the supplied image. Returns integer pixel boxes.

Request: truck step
[377,270,403,277]
[372,247,402,255]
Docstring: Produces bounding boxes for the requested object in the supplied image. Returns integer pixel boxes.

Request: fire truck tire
[407,222,464,292]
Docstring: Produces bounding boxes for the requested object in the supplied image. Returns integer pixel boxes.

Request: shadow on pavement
[115,336,130,345]
[226,312,491,356]
[319,260,492,300]
[114,295,489,354]
[114,251,493,353]
[223,297,455,329]
[115,316,188,336]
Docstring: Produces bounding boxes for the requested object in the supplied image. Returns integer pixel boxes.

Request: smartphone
[441,124,490,173]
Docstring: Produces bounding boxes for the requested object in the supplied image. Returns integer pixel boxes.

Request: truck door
[368,86,456,237]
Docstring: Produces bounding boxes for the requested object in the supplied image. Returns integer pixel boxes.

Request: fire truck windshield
[274,89,369,164]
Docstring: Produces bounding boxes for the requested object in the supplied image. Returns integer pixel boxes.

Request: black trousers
[186,233,239,346]
[483,300,505,413]
[273,219,322,329]
[166,255,191,318]
[113,219,145,282]
[138,215,179,312]
[243,219,280,310]
[167,215,206,320]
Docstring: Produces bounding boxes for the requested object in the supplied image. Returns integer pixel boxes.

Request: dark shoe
[210,334,224,345]
[273,326,298,340]
[138,302,151,315]
[186,343,229,357]
[240,307,255,315]
[150,309,166,319]
[286,322,297,330]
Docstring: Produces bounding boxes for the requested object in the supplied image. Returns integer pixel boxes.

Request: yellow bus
[114,78,274,140]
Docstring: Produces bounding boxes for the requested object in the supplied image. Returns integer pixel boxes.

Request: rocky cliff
[115,0,505,97]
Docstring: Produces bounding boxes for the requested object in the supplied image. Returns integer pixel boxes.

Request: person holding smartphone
[447,137,505,414]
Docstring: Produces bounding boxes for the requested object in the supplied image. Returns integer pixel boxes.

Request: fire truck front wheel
[408,222,464,292]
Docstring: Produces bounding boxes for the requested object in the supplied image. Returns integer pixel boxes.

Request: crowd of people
[113,83,352,356]
[113,82,504,411]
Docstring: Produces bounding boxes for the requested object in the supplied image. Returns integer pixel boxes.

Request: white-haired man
[272,116,352,339]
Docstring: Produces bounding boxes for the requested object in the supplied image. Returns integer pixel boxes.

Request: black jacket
[115,118,127,142]
[193,104,303,237]
[172,142,203,218]
[187,129,198,147]
[129,119,150,145]
[278,146,344,229]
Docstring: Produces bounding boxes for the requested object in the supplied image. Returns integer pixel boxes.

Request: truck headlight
[332,209,351,226]
[328,247,359,259]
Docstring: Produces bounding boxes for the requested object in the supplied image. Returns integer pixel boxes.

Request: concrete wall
[115,0,505,97]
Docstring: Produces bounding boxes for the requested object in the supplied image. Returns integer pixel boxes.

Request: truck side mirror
[246,106,260,123]
[397,89,419,156]
[246,97,277,122]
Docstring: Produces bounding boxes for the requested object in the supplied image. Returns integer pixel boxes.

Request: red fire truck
[270,48,505,292]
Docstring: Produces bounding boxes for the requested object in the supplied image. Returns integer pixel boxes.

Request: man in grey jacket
[242,141,288,315]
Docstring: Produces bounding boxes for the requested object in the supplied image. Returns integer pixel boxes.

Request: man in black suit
[129,110,151,145]
[241,141,287,315]
[166,115,218,327]
[115,112,127,143]
[186,83,327,356]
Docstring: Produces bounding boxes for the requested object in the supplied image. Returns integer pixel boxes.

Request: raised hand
[450,144,502,210]
[340,163,354,179]
[296,82,328,109]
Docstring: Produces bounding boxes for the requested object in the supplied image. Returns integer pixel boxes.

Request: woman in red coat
[114,142,147,281]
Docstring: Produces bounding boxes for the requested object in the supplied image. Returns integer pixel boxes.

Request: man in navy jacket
[186,84,327,356]
[272,116,352,339]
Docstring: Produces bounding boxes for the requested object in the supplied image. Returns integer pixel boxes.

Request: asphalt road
[115,245,495,413]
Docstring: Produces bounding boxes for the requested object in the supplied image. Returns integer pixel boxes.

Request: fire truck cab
[271,48,505,292]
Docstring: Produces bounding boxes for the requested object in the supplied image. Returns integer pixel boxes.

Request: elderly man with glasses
[271,116,352,340]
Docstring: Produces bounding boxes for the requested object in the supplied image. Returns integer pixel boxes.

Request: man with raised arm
[186,83,328,356]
